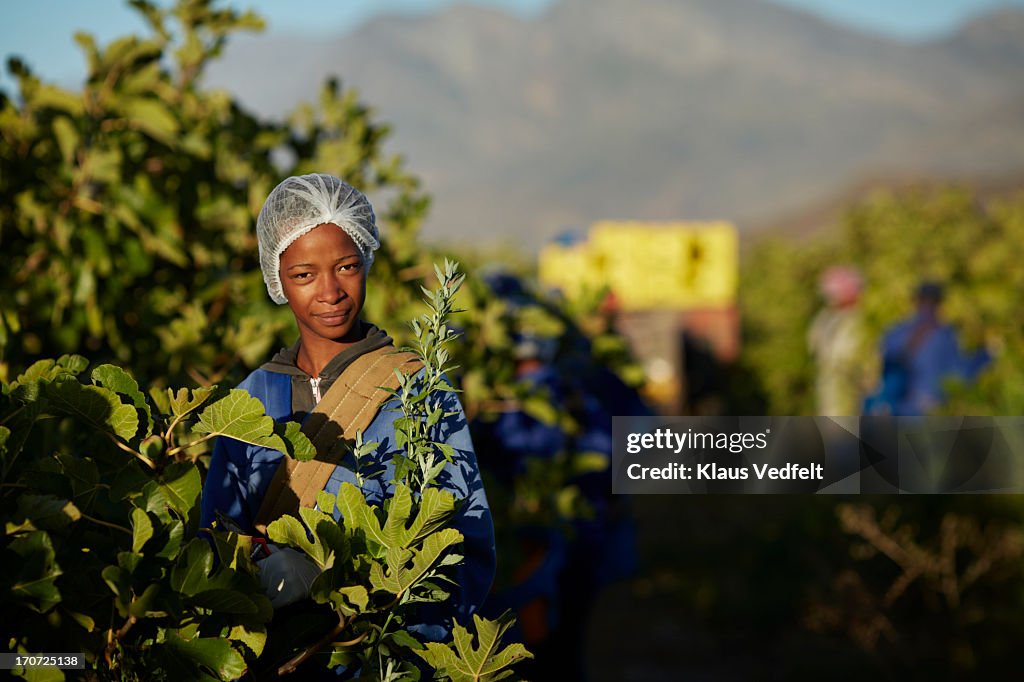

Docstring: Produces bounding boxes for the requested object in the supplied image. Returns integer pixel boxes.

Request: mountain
[205,0,1024,248]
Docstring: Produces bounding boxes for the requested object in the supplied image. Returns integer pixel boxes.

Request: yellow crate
[543,221,738,311]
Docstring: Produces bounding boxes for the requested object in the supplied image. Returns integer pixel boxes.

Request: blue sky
[2,0,1023,88]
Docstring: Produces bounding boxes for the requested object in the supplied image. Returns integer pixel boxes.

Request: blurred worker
[864,281,990,416]
[807,265,869,415]
[475,270,644,680]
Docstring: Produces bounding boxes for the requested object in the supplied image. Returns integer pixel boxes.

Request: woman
[200,173,495,633]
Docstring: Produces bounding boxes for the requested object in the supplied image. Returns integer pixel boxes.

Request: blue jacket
[200,364,496,632]
[875,314,990,416]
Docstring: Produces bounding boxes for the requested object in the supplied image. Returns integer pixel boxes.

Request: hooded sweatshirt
[260,321,393,417]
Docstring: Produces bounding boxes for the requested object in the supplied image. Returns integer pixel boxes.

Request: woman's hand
[257,545,322,608]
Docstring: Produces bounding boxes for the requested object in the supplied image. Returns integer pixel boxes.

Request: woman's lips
[315,310,350,326]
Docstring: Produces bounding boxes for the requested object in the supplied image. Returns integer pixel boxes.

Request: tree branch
[110,435,156,470]
[278,613,349,676]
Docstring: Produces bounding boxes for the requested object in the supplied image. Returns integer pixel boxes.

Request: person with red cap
[807,265,870,415]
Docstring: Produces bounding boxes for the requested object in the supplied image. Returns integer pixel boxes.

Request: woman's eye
[293,272,312,281]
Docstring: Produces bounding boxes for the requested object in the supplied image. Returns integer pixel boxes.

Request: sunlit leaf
[44,378,139,441]
[415,611,531,682]
[165,633,247,681]
[92,364,153,436]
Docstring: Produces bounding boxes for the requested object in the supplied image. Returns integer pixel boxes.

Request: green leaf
[10,357,86,400]
[192,389,315,460]
[327,650,357,670]
[56,453,101,499]
[387,629,425,651]
[327,584,369,616]
[337,482,459,562]
[52,115,79,164]
[169,538,265,619]
[521,395,559,426]
[128,582,164,617]
[101,565,130,616]
[141,480,173,522]
[435,442,456,463]
[66,610,95,632]
[56,354,89,374]
[280,420,316,461]
[8,531,63,613]
[165,634,247,681]
[337,482,386,549]
[190,589,259,615]
[14,664,65,682]
[170,539,214,596]
[266,515,320,564]
[149,386,172,416]
[30,83,85,116]
[392,484,460,549]
[110,462,150,502]
[228,622,268,658]
[433,379,460,394]
[381,484,415,547]
[118,550,142,576]
[369,528,463,597]
[158,462,202,519]
[122,97,179,144]
[16,360,58,384]
[571,451,610,475]
[415,643,460,678]
[92,364,153,436]
[192,389,271,441]
[426,405,443,427]
[168,386,216,418]
[44,377,139,441]
[0,401,40,473]
[155,519,186,560]
[315,490,336,515]
[416,611,532,682]
[131,507,153,553]
[301,507,347,556]
[9,494,81,533]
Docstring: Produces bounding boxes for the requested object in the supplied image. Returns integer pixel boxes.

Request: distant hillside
[206,0,1024,248]
[751,171,1024,246]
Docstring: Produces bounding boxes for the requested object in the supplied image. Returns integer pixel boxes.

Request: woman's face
[279,223,366,346]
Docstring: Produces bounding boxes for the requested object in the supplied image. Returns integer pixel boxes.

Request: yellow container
[541,221,738,311]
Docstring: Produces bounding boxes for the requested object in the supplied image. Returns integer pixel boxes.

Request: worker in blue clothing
[473,271,644,680]
[865,281,990,416]
[200,174,495,642]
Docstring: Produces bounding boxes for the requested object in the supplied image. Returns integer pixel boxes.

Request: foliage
[0,0,429,388]
[0,0,637,676]
[725,186,1024,675]
[804,501,1024,677]
[0,264,529,681]
[258,261,530,679]
[390,260,466,491]
[416,611,532,682]
[0,0,617,567]
[0,354,310,680]
[733,186,1024,416]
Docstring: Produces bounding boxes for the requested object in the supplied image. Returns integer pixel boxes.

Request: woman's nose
[317,274,346,303]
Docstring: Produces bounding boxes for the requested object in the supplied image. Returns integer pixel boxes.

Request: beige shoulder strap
[253,345,423,535]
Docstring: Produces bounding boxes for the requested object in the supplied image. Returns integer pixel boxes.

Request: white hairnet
[256,173,380,304]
